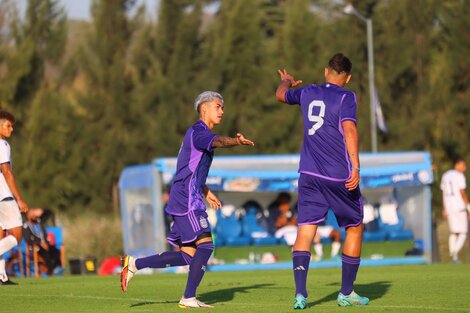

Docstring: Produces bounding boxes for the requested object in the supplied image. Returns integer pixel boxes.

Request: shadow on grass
[199,283,275,304]
[130,300,179,307]
[309,281,391,307]
[130,283,274,307]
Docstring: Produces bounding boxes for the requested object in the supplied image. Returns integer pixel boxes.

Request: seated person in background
[269,193,298,246]
[23,208,62,275]
[377,195,400,226]
[268,192,296,234]
[312,224,342,261]
[362,202,379,232]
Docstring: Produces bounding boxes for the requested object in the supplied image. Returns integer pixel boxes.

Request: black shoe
[1,279,18,285]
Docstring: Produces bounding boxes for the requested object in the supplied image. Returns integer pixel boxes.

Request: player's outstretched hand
[205,189,222,209]
[345,168,360,191]
[278,69,302,87]
[237,133,255,146]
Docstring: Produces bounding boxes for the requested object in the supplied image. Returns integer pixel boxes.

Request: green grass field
[214,241,414,263]
[1,263,469,313]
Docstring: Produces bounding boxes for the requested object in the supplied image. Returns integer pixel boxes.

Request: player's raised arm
[276,69,302,102]
[212,132,255,148]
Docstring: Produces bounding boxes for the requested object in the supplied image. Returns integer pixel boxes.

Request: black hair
[453,157,466,167]
[277,192,292,203]
[0,110,15,123]
[328,53,352,74]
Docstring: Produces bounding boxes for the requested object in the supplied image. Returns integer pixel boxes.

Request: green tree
[374,0,439,152]
[0,0,66,118]
[19,88,84,212]
[201,0,278,153]
[0,0,69,213]
[71,0,137,213]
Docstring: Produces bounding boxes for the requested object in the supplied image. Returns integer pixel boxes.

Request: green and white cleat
[293,294,308,310]
[178,297,214,308]
[337,291,369,306]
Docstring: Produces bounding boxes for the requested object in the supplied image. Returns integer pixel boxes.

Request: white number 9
[308,100,326,135]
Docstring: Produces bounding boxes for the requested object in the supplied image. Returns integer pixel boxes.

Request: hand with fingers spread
[277,69,303,87]
[276,69,302,102]
[236,133,255,146]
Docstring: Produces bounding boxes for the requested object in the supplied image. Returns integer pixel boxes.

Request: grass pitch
[1,263,469,313]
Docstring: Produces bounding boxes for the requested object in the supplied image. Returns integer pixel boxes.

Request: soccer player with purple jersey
[276,53,369,309]
[120,91,254,308]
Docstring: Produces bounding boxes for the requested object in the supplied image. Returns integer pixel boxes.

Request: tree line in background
[0,0,468,216]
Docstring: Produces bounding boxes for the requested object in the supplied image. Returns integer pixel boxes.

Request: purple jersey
[285,83,357,181]
[166,120,219,216]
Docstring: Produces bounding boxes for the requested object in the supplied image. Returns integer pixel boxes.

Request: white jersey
[440,169,466,214]
[0,139,13,200]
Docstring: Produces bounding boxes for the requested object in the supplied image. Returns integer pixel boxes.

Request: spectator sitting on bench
[22,208,63,276]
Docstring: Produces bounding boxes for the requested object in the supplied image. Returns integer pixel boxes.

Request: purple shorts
[167,210,212,247]
[297,173,363,228]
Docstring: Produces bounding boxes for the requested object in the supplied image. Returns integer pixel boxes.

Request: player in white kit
[440,158,470,263]
[0,111,29,285]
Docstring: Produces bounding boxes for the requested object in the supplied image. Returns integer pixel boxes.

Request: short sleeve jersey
[284,83,357,180]
[166,120,219,216]
[440,169,467,214]
[0,139,13,199]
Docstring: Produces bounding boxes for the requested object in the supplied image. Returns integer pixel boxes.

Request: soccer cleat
[120,255,136,292]
[1,279,18,286]
[178,297,214,308]
[337,291,369,306]
[293,294,308,310]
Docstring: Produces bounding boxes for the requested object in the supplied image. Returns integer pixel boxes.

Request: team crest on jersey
[199,216,208,229]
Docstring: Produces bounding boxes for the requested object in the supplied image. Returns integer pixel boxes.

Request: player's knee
[346,224,363,235]
[196,235,214,252]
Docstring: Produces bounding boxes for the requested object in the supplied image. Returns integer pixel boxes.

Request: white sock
[331,242,341,257]
[448,234,457,256]
[454,233,467,256]
[0,255,6,282]
[0,235,17,256]
[314,243,323,257]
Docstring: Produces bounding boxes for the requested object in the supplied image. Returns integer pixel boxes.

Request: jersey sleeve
[0,141,11,164]
[192,128,218,152]
[284,87,304,105]
[340,92,357,122]
[458,174,467,190]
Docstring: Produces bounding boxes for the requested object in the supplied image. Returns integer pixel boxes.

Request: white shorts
[274,225,298,246]
[0,200,22,229]
[447,211,468,234]
[317,226,334,238]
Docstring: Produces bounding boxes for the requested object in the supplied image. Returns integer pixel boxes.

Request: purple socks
[292,250,311,298]
[341,253,360,295]
[135,251,192,270]
[184,242,214,298]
